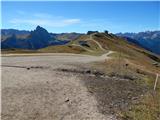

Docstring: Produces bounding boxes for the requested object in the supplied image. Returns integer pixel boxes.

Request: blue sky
[1,1,159,33]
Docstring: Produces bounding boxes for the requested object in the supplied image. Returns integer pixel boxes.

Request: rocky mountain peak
[34,26,49,34]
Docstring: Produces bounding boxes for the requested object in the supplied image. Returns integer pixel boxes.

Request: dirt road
[2,53,116,120]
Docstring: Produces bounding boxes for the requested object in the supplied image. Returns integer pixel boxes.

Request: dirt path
[86,34,107,52]
[2,53,116,120]
[71,33,107,53]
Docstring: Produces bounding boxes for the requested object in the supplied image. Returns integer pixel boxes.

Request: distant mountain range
[116,31,160,55]
[1,26,160,55]
[1,26,81,50]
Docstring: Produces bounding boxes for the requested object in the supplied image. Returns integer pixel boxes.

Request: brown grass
[90,53,160,120]
[38,45,85,54]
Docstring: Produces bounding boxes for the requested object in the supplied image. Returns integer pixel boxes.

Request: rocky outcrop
[104,30,109,34]
[27,26,52,49]
[87,31,98,35]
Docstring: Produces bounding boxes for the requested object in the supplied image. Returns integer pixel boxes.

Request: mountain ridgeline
[1,26,160,55]
[1,26,80,50]
[116,31,160,55]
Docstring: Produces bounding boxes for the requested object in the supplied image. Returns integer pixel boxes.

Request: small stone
[65,99,69,102]
[132,97,138,100]
[86,70,91,74]
[27,67,30,70]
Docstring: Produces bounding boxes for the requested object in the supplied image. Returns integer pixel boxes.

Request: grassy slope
[93,33,160,120]
[68,33,160,119]
[38,45,86,54]
[1,48,39,54]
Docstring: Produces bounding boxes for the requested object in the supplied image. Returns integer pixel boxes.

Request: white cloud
[9,13,81,27]
[10,18,80,27]
[62,19,80,24]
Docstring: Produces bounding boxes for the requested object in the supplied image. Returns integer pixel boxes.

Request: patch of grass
[38,45,86,54]
[121,92,160,120]
[108,52,131,59]
[1,48,39,54]
[94,57,137,78]
[121,74,160,120]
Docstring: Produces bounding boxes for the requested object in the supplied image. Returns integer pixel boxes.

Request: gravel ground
[2,53,116,120]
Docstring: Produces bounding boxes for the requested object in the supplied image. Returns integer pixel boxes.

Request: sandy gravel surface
[2,53,116,120]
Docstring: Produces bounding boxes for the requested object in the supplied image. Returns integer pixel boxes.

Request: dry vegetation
[1,48,39,54]
[39,45,86,54]
[89,51,160,120]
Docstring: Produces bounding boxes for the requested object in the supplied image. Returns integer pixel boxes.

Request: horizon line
[1,26,159,34]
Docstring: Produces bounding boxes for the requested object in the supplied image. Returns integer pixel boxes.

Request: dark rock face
[104,30,109,34]
[27,26,52,49]
[87,31,98,35]
[116,31,160,55]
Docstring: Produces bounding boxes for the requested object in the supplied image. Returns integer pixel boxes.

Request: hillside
[40,32,160,63]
